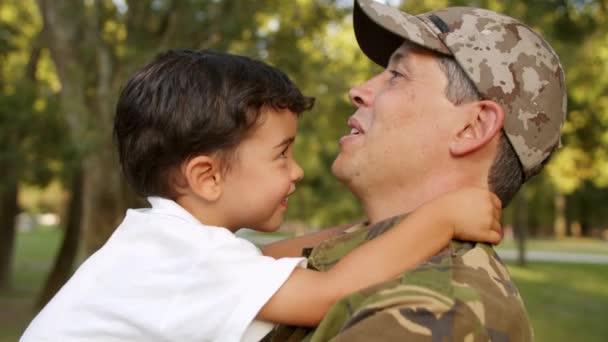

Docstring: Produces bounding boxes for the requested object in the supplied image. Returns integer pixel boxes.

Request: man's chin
[331,156,352,184]
[330,156,343,177]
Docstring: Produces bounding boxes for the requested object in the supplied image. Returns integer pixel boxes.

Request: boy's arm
[261,220,364,258]
[257,188,501,327]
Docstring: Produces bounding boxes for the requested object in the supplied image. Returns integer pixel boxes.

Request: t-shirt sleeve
[160,231,305,342]
[216,238,306,340]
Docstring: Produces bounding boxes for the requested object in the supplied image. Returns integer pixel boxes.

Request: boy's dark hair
[114,49,314,198]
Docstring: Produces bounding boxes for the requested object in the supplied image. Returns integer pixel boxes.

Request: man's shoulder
[306,216,404,271]
[313,241,533,341]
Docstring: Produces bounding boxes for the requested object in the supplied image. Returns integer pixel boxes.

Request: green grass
[508,262,608,342]
[1,229,607,341]
[0,228,63,342]
[497,238,608,255]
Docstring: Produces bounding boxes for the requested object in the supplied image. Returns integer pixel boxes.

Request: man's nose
[348,79,374,108]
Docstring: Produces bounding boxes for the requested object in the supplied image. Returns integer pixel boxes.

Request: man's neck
[361,174,486,225]
[362,188,434,225]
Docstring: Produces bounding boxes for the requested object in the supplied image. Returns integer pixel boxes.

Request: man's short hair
[114,49,314,198]
[435,50,524,206]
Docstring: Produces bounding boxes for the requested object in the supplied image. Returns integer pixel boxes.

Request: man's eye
[389,70,403,79]
[388,70,404,85]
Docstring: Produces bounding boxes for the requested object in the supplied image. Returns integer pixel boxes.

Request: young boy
[21,50,501,342]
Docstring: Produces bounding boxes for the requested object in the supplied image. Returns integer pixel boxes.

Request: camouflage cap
[353,0,567,179]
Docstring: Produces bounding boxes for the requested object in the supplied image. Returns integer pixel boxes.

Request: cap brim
[354,0,451,67]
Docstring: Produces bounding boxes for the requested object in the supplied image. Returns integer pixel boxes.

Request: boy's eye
[279,146,289,159]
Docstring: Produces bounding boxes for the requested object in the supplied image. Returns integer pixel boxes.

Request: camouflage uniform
[270,216,533,341]
[269,0,566,340]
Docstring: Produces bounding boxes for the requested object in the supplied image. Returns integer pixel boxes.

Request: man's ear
[449,101,505,157]
[182,155,223,201]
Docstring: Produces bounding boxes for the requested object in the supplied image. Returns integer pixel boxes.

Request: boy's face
[220,108,303,232]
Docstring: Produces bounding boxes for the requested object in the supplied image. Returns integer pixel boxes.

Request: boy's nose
[291,161,304,183]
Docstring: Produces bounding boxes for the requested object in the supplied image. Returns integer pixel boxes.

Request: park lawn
[497,237,608,255]
[1,228,607,342]
[0,228,62,341]
[507,262,608,342]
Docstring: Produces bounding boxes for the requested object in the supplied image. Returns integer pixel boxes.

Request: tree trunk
[554,192,567,239]
[37,0,129,257]
[36,167,83,310]
[0,13,45,292]
[513,193,528,266]
[81,149,127,254]
[0,179,19,290]
[80,1,132,254]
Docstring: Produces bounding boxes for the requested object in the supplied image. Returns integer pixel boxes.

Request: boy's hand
[426,187,502,245]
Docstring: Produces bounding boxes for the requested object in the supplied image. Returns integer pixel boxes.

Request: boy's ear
[183,155,223,201]
[449,100,505,157]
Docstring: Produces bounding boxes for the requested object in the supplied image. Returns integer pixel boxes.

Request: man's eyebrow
[388,52,405,67]
[274,137,295,148]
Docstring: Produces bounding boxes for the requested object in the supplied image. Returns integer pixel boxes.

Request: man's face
[332,44,466,194]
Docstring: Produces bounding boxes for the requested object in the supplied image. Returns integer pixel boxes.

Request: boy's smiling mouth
[281,189,296,208]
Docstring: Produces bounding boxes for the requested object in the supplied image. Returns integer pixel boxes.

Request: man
[270,0,566,340]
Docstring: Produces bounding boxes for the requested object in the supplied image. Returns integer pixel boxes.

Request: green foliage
[0,0,69,190]
[0,81,65,186]
[3,0,608,231]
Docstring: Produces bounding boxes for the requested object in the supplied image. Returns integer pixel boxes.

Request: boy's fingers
[493,205,501,218]
[490,194,503,214]
[493,221,503,235]
[485,224,502,244]
[480,229,501,244]
[491,193,502,207]
[490,230,502,244]
[489,220,501,233]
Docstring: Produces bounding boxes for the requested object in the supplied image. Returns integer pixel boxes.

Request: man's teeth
[350,128,361,135]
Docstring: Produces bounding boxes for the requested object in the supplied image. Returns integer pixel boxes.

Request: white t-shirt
[21,197,305,342]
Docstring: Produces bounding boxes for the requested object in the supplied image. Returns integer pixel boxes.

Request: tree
[0,15,21,289]
[0,0,64,290]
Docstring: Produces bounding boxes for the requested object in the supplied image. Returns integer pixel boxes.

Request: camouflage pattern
[354,0,567,180]
[269,216,533,341]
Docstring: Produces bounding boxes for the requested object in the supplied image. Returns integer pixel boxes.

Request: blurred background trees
[1,0,607,306]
